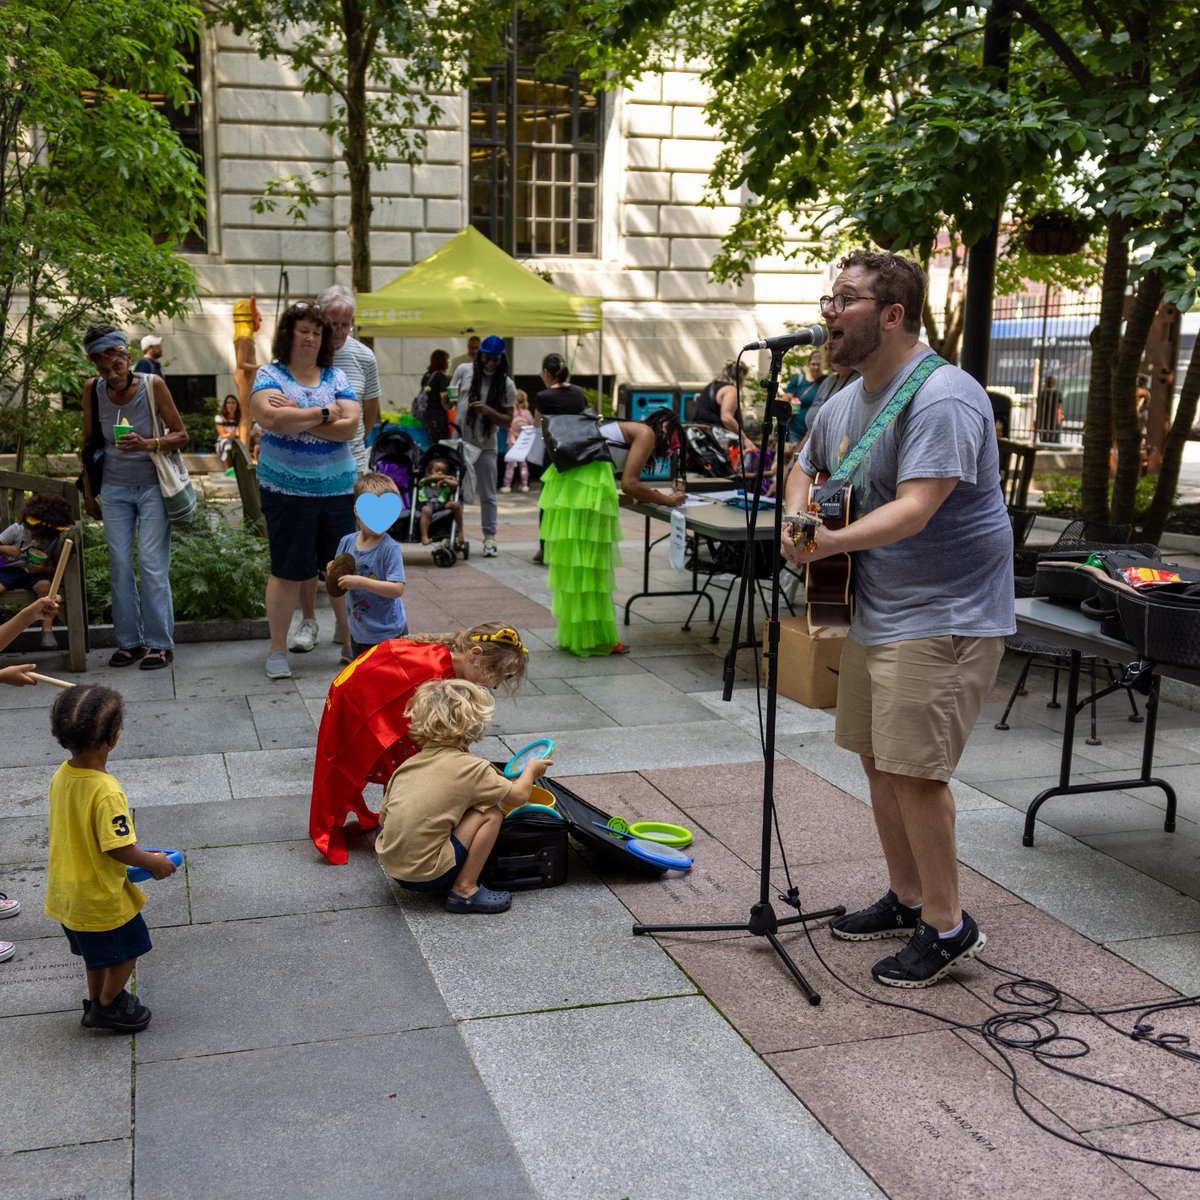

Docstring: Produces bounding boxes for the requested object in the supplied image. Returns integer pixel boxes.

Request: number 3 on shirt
[112,813,130,837]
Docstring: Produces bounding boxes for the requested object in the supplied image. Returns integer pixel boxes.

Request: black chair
[682,536,793,642]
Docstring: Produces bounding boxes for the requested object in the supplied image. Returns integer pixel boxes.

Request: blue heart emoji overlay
[355,492,402,535]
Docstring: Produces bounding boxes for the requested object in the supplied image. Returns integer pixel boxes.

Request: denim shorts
[63,912,152,971]
[393,835,467,892]
[259,489,355,581]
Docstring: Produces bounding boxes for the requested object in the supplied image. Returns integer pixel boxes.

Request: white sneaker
[483,539,498,557]
[288,618,319,653]
[0,941,13,963]
[265,651,293,679]
[499,486,511,494]
[518,485,530,492]
[0,892,19,919]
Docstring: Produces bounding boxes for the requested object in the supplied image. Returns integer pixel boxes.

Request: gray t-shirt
[333,336,380,475]
[449,361,515,451]
[798,347,1015,646]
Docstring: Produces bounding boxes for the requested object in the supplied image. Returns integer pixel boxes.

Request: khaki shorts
[834,635,1005,782]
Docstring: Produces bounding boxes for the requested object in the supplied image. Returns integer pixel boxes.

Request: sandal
[139,648,173,671]
[109,645,147,668]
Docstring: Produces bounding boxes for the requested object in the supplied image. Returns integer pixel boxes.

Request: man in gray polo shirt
[783,251,1014,988]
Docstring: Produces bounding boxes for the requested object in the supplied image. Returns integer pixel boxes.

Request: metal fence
[986,289,1102,444]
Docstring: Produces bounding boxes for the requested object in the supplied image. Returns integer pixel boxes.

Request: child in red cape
[309,623,529,863]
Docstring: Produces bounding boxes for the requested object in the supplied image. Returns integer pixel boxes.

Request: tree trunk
[1110,270,1162,523]
[342,2,374,297]
[1140,347,1200,544]
[1080,215,1130,521]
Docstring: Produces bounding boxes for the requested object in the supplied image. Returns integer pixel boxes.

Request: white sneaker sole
[872,930,986,989]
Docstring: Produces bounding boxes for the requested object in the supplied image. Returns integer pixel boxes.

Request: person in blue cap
[449,334,515,556]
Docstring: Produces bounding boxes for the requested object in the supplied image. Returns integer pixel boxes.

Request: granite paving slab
[956,808,1200,942]
[769,1030,1156,1200]
[224,746,316,798]
[655,914,996,1055]
[0,929,91,1016]
[186,839,393,923]
[523,647,648,679]
[0,861,64,941]
[132,794,309,850]
[489,690,616,735]
[982,776,1180,838]
[135,908,450,1062]
[4,1137,131,1200]
[773,732,873,801]
[566,673,719,725]
[955,729,1118,782]
[1,1012,132,1154]
[527,719,763,776]
[1108,931,1200,996]
[0,676,61,710]
[963,899,1178,1010]
[1086,1118,1200,1197]
[107,697,262,760]
[172,661,288,699]
[1082,826,1200,901]
[394,856,693,1018]
[461,995,883,1200]
[106,752,232,808]
[134,1028,536,1200]
[0,814,48,862]
[691,686,838,735]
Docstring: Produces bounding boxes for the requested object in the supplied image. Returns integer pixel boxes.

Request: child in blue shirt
[329,473,407,660]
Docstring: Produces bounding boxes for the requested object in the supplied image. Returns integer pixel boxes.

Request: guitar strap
[814,352,948,502]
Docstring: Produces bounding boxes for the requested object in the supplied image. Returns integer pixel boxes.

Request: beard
[829,319,882,370]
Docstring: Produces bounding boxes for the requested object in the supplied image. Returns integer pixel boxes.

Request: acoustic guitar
[788,471,854,633]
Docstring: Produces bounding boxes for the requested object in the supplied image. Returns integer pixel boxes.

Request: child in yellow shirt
[375,678,548,913]
[45,685,177,1032]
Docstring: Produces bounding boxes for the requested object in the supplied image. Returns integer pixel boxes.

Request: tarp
[355,226,603,337]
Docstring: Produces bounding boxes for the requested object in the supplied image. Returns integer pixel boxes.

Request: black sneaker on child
[871,913,985,989]
[829,890,921,941]
[82,989,152,1032]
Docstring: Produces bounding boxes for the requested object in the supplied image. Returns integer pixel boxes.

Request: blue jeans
[100,482,174,650]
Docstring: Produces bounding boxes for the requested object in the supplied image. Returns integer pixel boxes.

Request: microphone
[742,325,827,352]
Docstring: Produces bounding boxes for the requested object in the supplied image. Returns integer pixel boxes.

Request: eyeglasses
[819,293,886,315]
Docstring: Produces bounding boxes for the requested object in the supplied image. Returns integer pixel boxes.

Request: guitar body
[804,473,854,632]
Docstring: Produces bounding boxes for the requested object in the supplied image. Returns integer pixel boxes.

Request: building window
[469,23,601,257]
[155,41,207,252]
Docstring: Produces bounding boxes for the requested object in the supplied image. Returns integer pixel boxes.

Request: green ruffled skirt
[538,461,622,655]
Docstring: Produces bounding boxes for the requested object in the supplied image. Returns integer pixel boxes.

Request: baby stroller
[368,427,469,567]
[682,423,735,478]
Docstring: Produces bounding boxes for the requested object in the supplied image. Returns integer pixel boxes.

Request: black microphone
[742,325,828,352]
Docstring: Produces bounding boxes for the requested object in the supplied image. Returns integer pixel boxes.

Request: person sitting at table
[539,408,684,656]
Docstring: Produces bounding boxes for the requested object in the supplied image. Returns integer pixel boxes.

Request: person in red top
[309,624,530,863]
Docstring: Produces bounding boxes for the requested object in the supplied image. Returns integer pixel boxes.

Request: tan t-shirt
[375,745,512,883]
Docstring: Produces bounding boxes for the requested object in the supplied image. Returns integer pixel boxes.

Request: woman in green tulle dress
[538,398,684,656]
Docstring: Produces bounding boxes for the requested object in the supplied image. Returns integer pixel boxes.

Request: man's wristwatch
[320,406,330,424]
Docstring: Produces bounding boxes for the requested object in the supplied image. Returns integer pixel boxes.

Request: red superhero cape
[309,640,454,864]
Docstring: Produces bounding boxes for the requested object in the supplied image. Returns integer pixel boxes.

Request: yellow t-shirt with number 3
[44,762,145,932]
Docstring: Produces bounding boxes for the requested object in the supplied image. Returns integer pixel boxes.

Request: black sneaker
[830,890,921,941]
[871,913,985,989]
[83,989,152,1032]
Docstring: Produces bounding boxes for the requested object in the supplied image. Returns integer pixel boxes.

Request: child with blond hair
[327,471,407,662]
[375,677,547,913]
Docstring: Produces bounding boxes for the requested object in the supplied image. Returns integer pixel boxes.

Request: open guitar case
[482,772,669,891]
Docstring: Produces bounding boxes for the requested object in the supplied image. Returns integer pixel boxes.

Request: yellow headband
[470,627,528,655]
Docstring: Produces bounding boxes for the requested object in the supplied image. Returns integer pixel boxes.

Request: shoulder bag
[75,379,105,501]
[145,375,197,525]
[541,412,612,472]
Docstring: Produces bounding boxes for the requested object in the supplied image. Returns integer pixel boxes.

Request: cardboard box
[765,617,846,709]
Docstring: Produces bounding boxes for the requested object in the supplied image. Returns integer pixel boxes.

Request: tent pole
[597,326,605,415]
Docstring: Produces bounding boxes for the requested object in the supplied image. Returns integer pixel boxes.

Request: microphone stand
[632,348,844,1005]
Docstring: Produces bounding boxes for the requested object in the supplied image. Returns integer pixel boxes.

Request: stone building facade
[157,27,834,409]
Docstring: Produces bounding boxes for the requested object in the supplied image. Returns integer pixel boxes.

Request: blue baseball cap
[479,335,505,355]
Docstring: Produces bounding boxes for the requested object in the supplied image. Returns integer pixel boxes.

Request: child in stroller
[417,456,465,550]
[368,427,469,567]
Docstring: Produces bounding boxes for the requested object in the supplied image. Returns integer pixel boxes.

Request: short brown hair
[272,301,334,368]
[354,471,400,498]
[838,252,926,335]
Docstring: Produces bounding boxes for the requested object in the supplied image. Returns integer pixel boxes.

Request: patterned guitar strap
[811,352,949,513]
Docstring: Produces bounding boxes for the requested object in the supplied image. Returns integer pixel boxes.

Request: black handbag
[75,380,104,499]
[541,412,612,472]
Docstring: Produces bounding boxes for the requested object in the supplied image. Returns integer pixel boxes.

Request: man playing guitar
[781,252,1014,988]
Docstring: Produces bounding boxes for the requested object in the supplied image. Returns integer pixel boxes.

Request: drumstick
[29,672,73,689]
[46,537,73,599]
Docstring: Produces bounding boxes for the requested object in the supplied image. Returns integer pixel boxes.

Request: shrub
[77,502,268,624]
[0,404,82,456]
[1034,472,1174,520]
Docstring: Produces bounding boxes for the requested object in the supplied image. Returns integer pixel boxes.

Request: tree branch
[1005,0,1095,87]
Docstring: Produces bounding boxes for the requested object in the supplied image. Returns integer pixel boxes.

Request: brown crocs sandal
[325,552,357,598]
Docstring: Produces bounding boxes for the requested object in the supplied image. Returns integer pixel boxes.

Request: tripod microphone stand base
[632,898,847,1007]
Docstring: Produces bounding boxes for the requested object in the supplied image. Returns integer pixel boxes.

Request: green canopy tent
[355,226,603,337]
